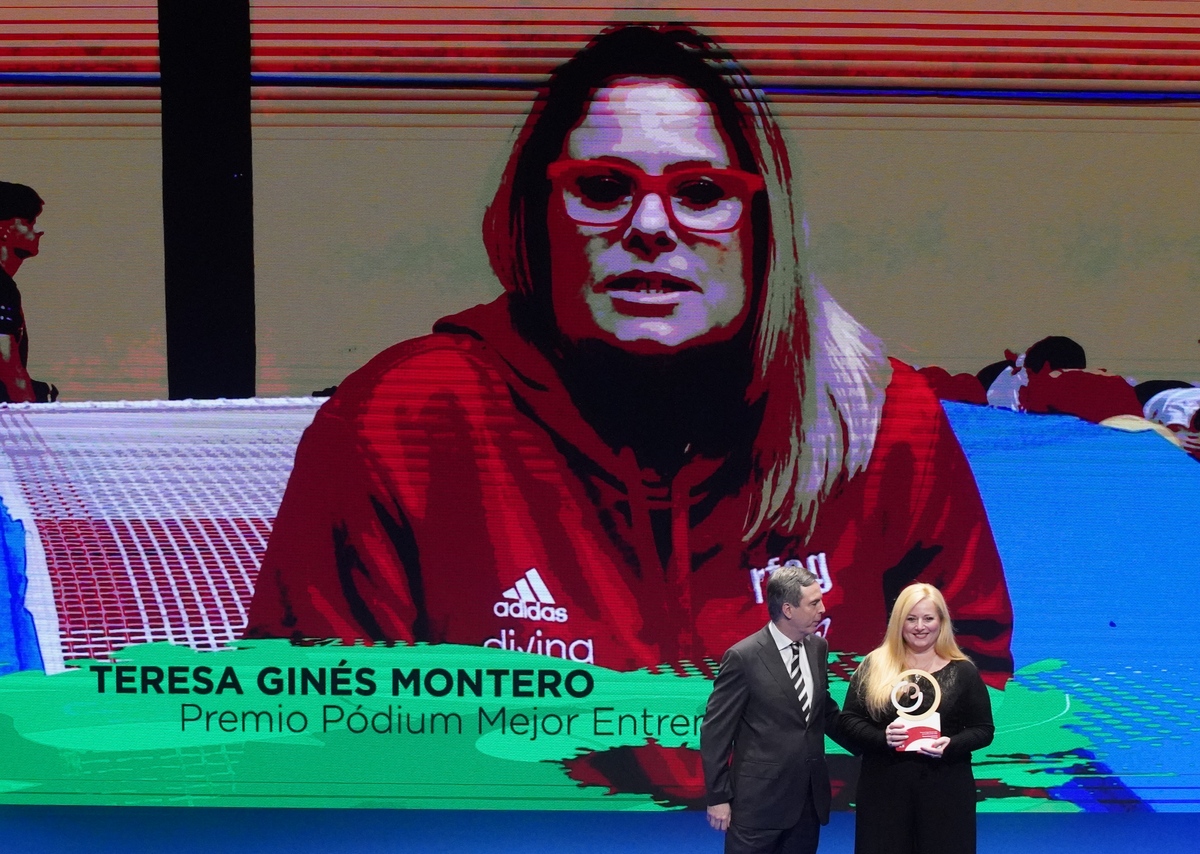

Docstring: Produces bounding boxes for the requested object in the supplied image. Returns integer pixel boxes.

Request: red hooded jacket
[246,297,1013,687]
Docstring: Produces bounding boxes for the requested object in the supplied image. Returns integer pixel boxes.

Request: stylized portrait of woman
[246,25,1013,687]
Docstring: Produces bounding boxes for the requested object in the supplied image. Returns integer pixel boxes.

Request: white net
[0,398,322,666]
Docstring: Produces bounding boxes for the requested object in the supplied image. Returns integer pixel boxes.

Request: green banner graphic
[0,642,1101,811]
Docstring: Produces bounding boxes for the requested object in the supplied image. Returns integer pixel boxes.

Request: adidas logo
[493,568,568,623]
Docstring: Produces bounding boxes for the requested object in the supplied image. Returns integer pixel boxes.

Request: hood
[433,295,751,501]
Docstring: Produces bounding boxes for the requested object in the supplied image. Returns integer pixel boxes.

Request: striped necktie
[790,641,810,722]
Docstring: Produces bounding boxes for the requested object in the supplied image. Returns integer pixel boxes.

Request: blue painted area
[0,74,159,86]
[945,403,1200,664]
[0,808,733,854]
[764,86,1200,102]
[2,77,1198,105]
[944,403,1200,809]
[0,497,43,674]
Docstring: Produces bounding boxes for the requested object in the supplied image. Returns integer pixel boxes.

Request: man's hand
[707,802,732,831]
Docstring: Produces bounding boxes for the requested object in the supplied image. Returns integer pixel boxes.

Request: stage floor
[2,807,1199,853]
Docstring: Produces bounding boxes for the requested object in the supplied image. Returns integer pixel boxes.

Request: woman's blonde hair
[856,583,967,719]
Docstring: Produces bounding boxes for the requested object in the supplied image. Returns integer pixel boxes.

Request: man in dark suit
[701,564,841,853]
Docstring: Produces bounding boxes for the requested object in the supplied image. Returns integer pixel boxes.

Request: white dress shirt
[768,620,814,716]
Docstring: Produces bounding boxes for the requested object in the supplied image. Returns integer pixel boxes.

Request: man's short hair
[975,358,1014,391]
[1025,336,1086,374]
[766,565,818,622]
[1135,379,1194,407]
[0,182,43,222]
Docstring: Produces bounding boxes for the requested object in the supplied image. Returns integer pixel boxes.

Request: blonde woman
[841,583,995,854]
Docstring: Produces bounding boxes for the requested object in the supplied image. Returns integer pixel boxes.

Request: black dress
[840,658,995,854]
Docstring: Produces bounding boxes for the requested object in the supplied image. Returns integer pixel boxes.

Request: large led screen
[0,0,1198,815]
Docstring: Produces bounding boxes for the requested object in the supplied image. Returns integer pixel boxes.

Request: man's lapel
[756,626,808,724]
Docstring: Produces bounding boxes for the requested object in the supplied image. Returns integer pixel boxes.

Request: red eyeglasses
[547,159,765,234]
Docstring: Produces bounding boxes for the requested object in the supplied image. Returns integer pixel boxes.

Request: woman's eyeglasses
[547,160,764,234]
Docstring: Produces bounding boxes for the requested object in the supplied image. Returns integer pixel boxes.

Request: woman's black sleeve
[838,671,890,755]
[944,662,995,759]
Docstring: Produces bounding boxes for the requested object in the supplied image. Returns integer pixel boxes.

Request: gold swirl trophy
[890,669,942,751]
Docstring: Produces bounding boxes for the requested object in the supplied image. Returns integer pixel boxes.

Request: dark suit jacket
[700,625,841,829]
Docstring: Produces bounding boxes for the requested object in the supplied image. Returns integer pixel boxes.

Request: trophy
[890,669,942,751]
